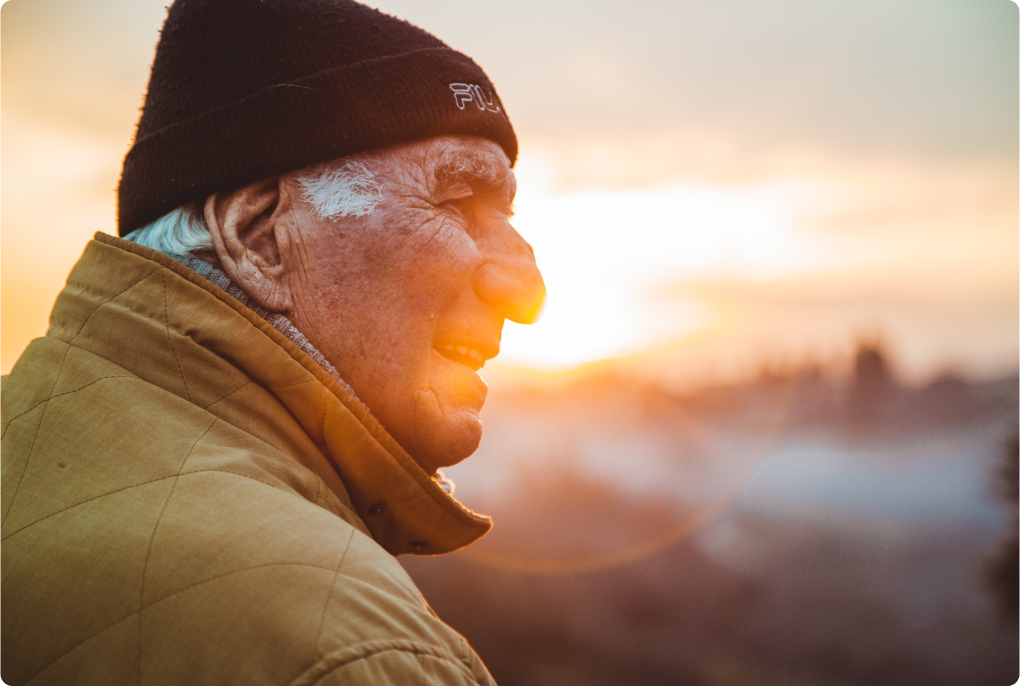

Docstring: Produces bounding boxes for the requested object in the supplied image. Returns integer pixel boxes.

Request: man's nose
[473,222,546,324]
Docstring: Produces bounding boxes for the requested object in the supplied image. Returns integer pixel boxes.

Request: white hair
[124,158,384,259]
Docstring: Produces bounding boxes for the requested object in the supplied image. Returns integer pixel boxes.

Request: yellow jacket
[1,234,495,685]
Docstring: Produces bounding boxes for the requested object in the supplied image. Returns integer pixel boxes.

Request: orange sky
[2,0,1017,383]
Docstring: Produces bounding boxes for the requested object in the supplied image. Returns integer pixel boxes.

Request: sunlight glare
[497,150,851,371]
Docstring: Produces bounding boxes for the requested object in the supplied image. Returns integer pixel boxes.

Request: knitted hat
[117,0,516,235]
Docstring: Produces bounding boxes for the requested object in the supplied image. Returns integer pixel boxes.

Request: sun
[495,150,848,373]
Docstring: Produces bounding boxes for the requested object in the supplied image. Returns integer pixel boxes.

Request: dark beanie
[117,0,516,235]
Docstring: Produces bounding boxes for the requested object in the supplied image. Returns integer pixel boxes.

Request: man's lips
[434,338,498,372]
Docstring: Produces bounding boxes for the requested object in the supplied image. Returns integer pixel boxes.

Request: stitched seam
[291,643,479,686]
[25,561,343,686]
[25,612,138,686]
[194,468,284,493]
[313,528,355,659]
[1,468,305,542]
[161,270,193,403]
[150,561,340,607]
[2,375,134,433]
[272,378,319,390]
[332,570,446,620]
[67,268,161,345]
[202,379,253,410]
[2,347,71,526]
[137,418,216,685]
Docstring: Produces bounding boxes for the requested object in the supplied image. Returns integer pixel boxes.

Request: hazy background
[2,1,1018,684]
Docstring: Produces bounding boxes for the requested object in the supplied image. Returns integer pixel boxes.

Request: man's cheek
[405,217,479,271]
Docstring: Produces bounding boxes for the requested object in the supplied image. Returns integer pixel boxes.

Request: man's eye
[440,198,466,214]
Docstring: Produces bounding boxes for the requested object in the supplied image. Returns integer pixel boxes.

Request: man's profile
[1,1,544,684]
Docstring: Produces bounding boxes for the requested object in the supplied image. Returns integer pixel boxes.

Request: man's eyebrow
[433,151,509,190]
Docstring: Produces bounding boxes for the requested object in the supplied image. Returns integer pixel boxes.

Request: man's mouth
[435,342,487,371]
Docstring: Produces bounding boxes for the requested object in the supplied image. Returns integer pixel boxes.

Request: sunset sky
[2,0,1017,384]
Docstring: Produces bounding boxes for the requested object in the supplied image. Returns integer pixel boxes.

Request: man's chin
[412,405,484,475]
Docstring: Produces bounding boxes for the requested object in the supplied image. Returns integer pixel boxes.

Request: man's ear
[204,177,293,313]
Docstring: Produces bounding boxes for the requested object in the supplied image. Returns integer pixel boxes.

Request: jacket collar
[171,252,365,404]
[57,233,492,555]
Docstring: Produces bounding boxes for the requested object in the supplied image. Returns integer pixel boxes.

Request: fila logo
[449,83,501,113]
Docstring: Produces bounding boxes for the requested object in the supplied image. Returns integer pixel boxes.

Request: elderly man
[1,1,543,684]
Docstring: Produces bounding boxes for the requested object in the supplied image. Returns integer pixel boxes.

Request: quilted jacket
[1,234,495,685]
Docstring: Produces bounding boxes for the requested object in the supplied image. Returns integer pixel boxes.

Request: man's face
[280,136,545,475]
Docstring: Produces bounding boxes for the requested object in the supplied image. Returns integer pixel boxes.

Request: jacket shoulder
[1,338,488,686]
[131,491,491,686]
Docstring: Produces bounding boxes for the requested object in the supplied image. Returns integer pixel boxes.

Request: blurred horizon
[403,338,1019,685]
[2,0,1018,384]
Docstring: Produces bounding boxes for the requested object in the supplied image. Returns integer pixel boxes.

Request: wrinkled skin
[204,136,545,475]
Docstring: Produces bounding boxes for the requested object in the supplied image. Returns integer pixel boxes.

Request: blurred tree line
[987,430,1020,623]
